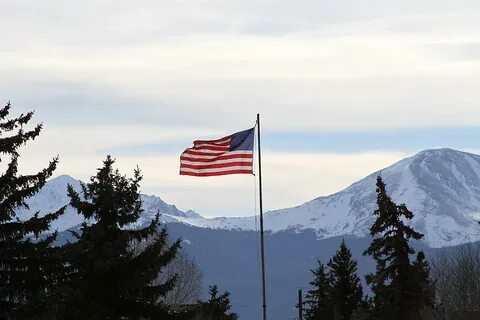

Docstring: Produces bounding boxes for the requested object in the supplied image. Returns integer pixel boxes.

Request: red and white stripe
[180,136,254,177]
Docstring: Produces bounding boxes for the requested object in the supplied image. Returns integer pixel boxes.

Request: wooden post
[298,289,303,320]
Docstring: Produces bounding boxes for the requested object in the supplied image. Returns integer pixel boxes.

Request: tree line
[301,175,480,320]
[0,103,238,320]
[2,102,480,320]
[302,176,433,320]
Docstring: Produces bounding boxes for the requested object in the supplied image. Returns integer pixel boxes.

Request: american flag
[180,128,255,177]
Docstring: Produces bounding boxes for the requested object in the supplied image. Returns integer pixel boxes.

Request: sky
[1,0,480,217]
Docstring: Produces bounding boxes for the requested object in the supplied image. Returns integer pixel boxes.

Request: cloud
[3,24,480,132]
[17,124,409,216]
[427,42,480,61]
[3,0,480,216]
[4,40,480,133]
[107,151,409,217]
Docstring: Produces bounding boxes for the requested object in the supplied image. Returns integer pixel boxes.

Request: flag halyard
[180,127,255,177]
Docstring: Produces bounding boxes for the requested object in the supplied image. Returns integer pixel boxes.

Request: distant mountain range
[14,148,480,319]
[16,174,202,233]
[177,148,480,247]
[18,148,480,248]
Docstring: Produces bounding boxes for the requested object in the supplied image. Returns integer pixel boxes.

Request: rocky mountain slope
[15,174,201,232]
[177,148,480,247]
[16,148,480,248]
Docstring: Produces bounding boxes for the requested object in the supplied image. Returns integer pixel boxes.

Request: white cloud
[18,125,409,216]
[2,3,480,132]
[2,0,480,217]
[116,151,408,217]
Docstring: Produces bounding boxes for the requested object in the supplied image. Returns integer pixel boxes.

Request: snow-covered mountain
[15,148,480,248]
[18,148,480,319]
[177,148,480,248]
[16,174,202,232]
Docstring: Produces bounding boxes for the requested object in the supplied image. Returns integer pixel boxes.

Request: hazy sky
[1,1,480,217]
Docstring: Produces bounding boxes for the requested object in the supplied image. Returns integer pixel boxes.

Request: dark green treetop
[0,102,65,318]
[199,285,239,320]
[364,176,433,320]
[56,156,180,319]
[327,240,363,320]
[304,260,334,320]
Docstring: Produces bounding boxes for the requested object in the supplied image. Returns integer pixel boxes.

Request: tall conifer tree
[364,176,433,320]
[0,102,65,318]
[327,240,363,320]
[304,260,333,320]
[56,156,180,319]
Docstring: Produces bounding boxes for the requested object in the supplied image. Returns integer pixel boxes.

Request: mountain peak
[51,174,77,181]
[15,149,480,248]
[413,147,478,160]
[15,175,201,232]
[182,148,480,248]
[49,174,81,186]
[419,147,458,153]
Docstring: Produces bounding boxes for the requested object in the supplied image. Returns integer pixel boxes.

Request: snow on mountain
[15,174,202,232]
[14,148,480,248]
[176,148,480,248]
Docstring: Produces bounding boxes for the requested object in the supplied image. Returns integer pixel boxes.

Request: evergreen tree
[327,240,363,320]
[55,156,180,319]
[304,260,333,320]
[411,251,435,310]
[0,102,65,319]
[364,176,433,320]
[199,285,239,320]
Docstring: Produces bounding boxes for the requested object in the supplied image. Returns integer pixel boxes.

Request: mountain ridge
[17,148,480,248]
[16,174,202,232]
[26,149,480,320]
[175,148,480,247]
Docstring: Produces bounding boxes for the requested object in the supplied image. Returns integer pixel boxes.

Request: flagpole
[256,113,267,320]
